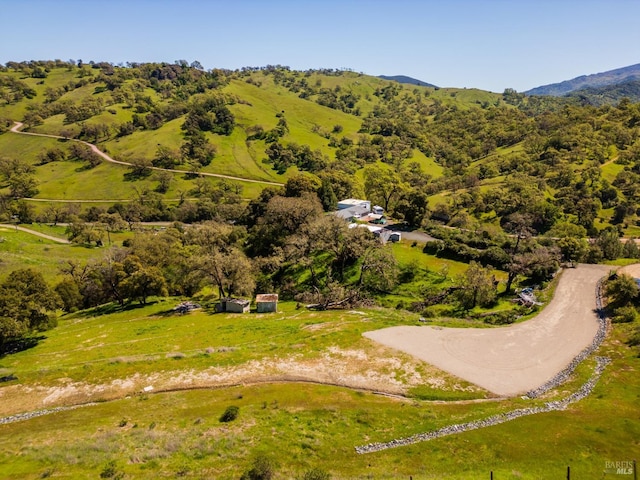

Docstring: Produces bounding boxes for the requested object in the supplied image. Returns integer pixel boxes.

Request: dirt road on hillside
[10,122,283,186]
[364,263,611,396]
[0,224,70,244]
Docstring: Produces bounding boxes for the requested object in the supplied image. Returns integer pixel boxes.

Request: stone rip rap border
[355,356,610,454]
[524,277,607,399]
[0,403,98,426]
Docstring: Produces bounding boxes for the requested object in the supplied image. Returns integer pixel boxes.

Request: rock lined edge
[355,356,610,454]
[356,277,611,454]
[0,403,98,426]
[524,277,607,399]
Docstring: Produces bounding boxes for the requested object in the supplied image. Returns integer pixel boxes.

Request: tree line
[0,187,399,347]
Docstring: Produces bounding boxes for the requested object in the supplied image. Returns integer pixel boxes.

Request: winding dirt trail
[10,122,284,187]
[364,264,610,396]
[0,224,70,243]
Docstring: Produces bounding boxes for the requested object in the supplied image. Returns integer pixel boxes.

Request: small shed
[219,298,250,313]
[226,298,250,313]
[256,294,278,313]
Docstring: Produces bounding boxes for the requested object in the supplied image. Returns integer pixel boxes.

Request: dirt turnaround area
[364,264,611,397]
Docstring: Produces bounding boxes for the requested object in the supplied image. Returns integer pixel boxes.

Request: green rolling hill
[2,60,640,238]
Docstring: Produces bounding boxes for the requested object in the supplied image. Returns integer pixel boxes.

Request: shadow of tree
[123,170,152,182]
[73,301,157,318]
[0,335,46,358]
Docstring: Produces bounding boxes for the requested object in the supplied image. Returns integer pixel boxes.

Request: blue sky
[2,0,639,92]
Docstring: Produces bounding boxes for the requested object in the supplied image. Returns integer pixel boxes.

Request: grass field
[0,126,274,203]
[0,219,638,480]
[0,299,479,401]
[0,226,101,282]
[600,161,625,183]
[0,299,637,479]
[0,128,63,163]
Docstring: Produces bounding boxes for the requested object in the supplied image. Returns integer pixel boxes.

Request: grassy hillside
[0,226,78,282]
[5,62,640,238]
[0,290,637,479]
[0,64,459,206]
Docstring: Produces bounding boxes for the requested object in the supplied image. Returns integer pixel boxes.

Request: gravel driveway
[364,263,611,397]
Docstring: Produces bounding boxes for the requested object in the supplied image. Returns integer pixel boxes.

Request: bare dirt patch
[1,343,474,417]
[363,264,610,397]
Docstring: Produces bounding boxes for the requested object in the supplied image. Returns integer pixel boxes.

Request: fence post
[633,460,636,480]
[567,465,570,480]
[490,471,493,480]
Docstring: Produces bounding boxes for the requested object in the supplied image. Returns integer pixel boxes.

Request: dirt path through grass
[364,263,611,396]
[0,224,70,243]
[10,122,284,187]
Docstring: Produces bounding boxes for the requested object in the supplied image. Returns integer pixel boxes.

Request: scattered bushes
[240,455,275,480]
[476,310,519,325]
[219,405,239,423]
[299,468,331,480]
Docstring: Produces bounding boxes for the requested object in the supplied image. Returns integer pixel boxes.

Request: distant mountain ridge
[378,75,437,88]
[566,79,640,106]
[525,63,640,96]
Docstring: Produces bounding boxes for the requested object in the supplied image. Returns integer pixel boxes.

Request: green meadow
[0,226,99,282]
[0,293,637,479]
[0,231,637,479]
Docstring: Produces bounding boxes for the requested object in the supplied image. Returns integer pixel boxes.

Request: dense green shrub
[612,306,637,323]
[479,310,518,325]
[219,405,239,423]
[240,455,275,480]
[299,468,331,480]
[99,461,124,479]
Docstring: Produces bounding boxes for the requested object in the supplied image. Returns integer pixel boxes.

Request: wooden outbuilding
[256,294,278,313]
[219,298,250,313]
